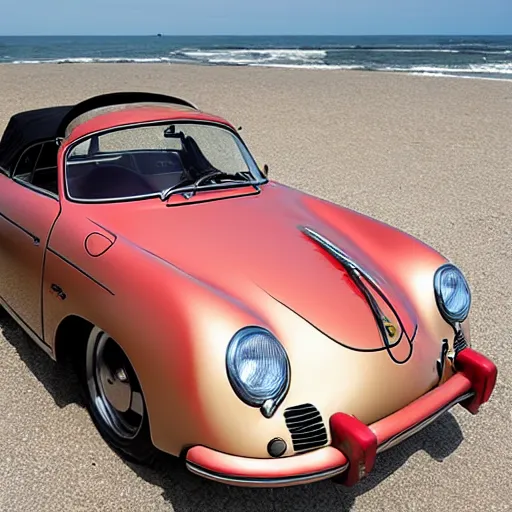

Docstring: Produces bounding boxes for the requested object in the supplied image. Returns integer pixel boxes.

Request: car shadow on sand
[127,410,464,512]
[1,310,465,512]
[0,309,84,408]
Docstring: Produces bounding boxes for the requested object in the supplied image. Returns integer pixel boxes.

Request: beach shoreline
[2,60,512,83]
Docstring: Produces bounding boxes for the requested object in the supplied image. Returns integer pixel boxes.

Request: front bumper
[185,347,497,488]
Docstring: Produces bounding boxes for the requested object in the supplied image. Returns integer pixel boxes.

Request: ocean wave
[367,49,460,53]
[249,63,365,70]
[250,62,512,77]
[171,48,327,66]
[182,49,327,58]
[368,48,510,55]
[12,57,174,64]
[400,63,512,75]
[5,48,512,82]
[312,47,462,53]
[166,46,512,69]
[408,72,512,81]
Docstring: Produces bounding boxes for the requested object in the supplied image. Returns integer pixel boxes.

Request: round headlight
[226,327,290,408]
[434,263,471,324]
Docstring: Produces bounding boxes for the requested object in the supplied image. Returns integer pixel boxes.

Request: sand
[0,63,511,511]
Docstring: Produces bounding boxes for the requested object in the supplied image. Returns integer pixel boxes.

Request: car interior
[12,133,218,200]
[67,151,185,199]
[13,140,59,195]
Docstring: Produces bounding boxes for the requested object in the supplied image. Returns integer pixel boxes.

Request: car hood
[88,183,421,356]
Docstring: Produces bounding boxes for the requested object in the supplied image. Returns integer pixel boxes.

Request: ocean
[1,35,512,80]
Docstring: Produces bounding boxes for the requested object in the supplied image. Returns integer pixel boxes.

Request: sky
[1,0,511,36]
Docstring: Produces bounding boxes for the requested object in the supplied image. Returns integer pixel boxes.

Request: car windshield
[65,121,264,202]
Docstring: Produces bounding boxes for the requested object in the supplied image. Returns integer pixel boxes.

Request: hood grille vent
[284,403,328,452]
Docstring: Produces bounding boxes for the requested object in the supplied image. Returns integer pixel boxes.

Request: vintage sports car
[0,92,497,487]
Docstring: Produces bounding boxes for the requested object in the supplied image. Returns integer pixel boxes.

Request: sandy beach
[0,63,511,511]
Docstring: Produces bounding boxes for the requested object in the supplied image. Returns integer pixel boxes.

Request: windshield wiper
[160,170,256,201]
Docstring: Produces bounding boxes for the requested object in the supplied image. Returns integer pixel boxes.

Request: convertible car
[0,92,497,487]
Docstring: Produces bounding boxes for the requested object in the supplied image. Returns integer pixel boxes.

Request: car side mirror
[262,164,269,177]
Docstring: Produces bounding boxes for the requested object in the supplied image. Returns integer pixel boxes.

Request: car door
[0,141,61,343]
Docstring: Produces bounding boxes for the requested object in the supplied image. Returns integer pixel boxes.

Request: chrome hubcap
[86,327,144,440]
[100,362,131,413]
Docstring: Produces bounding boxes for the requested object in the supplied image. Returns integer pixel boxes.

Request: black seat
[182,136,214,175]
[131,151,185,176]
[70,164,155,200]
[32,166,58,194]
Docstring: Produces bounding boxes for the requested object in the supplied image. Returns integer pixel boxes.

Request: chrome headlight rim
[226,326,291,410]
[434,263,472,325]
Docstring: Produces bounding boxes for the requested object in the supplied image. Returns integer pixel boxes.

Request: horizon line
[1,33,512,37]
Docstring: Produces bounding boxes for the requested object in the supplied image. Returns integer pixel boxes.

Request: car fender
[43,208,284,455]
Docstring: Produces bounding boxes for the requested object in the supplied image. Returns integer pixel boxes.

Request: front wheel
[79,326,158,464]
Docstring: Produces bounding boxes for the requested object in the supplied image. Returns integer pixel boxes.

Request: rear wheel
[80,326,158,464]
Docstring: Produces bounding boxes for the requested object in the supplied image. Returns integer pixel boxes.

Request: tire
[78,326,158,465]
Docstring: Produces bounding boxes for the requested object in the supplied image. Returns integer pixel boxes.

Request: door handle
[50,284,67,300]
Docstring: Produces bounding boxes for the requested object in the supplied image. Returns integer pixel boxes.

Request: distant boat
[157,33,163,37]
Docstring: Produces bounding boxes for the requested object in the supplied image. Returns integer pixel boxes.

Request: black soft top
[0,92,197,174]
[0,106,72,173]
